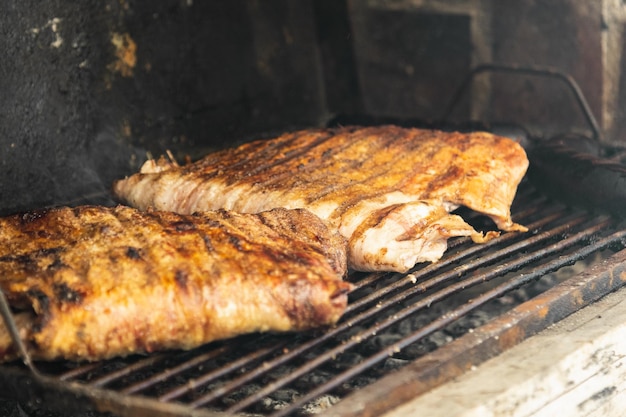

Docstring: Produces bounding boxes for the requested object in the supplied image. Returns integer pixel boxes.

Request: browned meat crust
[113,125,529,272]
[0,206,350,362]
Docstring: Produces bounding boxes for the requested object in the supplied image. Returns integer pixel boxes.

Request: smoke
[0,128,147,216]
[55,127,148,208]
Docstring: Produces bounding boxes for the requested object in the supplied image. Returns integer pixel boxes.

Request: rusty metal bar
[58,362,101,382]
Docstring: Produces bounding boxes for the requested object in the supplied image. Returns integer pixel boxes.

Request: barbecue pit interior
[2,1,626,416]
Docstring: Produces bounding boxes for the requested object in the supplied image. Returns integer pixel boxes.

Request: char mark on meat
[114,125,529,272]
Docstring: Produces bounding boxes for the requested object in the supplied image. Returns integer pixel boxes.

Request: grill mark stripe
[234,130,339,179]
[198,129,344,188]
[242,127,406,201]
[182,126,439,213]
[252,127,501,220]
[282,127,433,207]
[188,130,309,181]
[187,132,298,171]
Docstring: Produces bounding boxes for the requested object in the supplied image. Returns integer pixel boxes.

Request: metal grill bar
[0,292,39,376]
[90,354,168,388]
[58,362,100,382]
[121,346,228,396]
[157,341,287,402]
[347,272,386,292]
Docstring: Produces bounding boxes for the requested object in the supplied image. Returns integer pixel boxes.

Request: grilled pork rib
[114,125,529,272]
[0,206,350,362]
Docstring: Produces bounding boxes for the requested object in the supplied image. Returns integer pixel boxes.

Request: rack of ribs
[114,125,529,272]
[0,206,350,362]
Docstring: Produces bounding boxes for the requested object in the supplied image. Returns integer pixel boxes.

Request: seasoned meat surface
[0,206,350,362]
[114,125,529,272]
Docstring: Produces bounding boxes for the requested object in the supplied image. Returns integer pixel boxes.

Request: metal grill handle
[443,63,602,142]
[0,289,39,375]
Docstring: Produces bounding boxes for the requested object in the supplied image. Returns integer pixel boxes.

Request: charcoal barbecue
[2,1,626,416]
[2,181,625,417]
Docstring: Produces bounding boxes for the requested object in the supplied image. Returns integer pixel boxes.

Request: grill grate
[2,180,626,417]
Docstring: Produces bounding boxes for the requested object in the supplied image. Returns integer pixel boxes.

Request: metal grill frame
[1,181,626,417]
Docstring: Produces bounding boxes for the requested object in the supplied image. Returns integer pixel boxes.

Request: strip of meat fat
[124,157,303,215]
[337,192,496,272]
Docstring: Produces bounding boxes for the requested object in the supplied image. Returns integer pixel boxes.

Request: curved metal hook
[442,64,602,142]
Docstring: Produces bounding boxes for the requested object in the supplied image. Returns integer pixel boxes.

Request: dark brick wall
[0,1,330,215]
[2,0,618,217]
[491,0,603,138]
[350,7,472,122]
[1,0,112,214]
